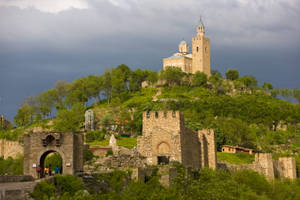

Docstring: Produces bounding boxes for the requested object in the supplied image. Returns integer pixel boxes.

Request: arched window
[196,47,199,52]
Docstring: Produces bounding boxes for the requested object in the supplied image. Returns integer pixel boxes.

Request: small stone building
[221,145,254,155]
[137,111,216,169]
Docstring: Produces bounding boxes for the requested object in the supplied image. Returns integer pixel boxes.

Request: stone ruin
[218,153,297,179]
[85,109,94,131]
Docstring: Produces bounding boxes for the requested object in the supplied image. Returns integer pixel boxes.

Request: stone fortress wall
[218,153,297,179]
[0,139,23,159]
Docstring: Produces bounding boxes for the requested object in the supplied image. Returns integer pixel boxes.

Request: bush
[106,150,113,156]
[54,174,84,196]
[83,149,94,163]
[85,130,105,143]
[31,180,55,200]
[0,155,23,175]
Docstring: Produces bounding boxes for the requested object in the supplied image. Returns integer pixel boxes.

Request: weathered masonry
[23,132,84,179]
[137,111,217,169]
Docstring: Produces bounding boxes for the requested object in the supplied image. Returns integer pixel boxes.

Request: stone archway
[23,132,84,179]
[39,150,63,177]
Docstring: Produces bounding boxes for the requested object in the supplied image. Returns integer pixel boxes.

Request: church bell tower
[192,18,211,75]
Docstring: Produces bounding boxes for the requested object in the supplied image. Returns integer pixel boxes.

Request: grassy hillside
[1,65,299,170]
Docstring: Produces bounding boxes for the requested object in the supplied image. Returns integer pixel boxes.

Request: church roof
[179,40,187,45]
[167,54,192,59]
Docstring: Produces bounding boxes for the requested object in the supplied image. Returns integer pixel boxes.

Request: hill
[1,64,300,170]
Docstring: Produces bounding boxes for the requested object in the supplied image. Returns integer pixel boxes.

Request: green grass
[88,138,109,147]
[217,152,254,165]
[88,136,137,149]
[116,136,137,149]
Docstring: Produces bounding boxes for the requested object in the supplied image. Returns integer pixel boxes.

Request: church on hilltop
[163,18,211,76]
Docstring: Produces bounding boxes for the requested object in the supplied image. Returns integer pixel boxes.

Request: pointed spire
[198,16,205,28]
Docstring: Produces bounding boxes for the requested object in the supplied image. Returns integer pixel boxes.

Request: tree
[129,69,148,91]
[14,104,35,126]
[262,82,273,91]
[211,69,222,77]
[160,66,184,86]
[54,80,69,106]
[208,72,224,94]
[65,78,89,107]
[239,76,257,92]
[146,71,158,85]
[86,75,103,103]
[192,71,207,87]
[225,69,239,80]
[54,103,85,132]
[111,67,128,100]
[102,70,112,102]
[292,89,300,103]
[37,89,58,118]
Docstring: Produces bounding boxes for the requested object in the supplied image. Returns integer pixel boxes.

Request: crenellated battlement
[143,110,183,121]
[142,111,184,137]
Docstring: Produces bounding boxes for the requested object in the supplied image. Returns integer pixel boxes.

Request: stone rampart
[131,166,177,187]
[0,139,23,159]
[0,175,34,183]
[218,153,297,179]
[273,157,297,179]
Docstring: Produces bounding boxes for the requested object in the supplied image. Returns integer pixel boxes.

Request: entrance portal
[40,151,63,178]
[24,132,84,179]
[158,156,170,165]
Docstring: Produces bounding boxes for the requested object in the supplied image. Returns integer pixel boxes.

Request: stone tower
[137,111,217,170]
[192,18,211,75]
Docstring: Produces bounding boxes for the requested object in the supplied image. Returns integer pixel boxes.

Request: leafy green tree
[216,117,256,148]
[54,80,69,106]
[208,72,224,94]
[37,89,58,118]
[54,103,85,132]
[225,69,239,80]
[129,69,149,91]
[211,69,222,77]
[160,66,184,86]
[292,89,300,103]
[102,70,112,102]
[111,66,130,100]
[14,103,35,126]
[66,77,96,107]
[239,76,258,92]
[145,71,158,85]
[192,71,207,87]
[86,75,103,103]
[262,82,273,91]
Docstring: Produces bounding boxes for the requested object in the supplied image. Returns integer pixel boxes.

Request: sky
[0,0,300,122]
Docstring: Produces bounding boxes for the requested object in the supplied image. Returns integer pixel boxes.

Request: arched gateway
[23,132,84,179]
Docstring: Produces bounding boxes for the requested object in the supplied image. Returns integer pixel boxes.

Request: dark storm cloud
[0,0,300,121]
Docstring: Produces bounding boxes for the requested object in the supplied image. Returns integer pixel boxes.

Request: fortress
[163,18,211,76]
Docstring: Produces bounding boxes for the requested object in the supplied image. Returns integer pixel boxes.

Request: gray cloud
[0,0,300,121]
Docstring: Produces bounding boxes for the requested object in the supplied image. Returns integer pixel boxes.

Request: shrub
[83,148,94,163]
[54,174,84,196]
[31,180,55,200]
[85,130,105,143]
[106,150,113,156]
